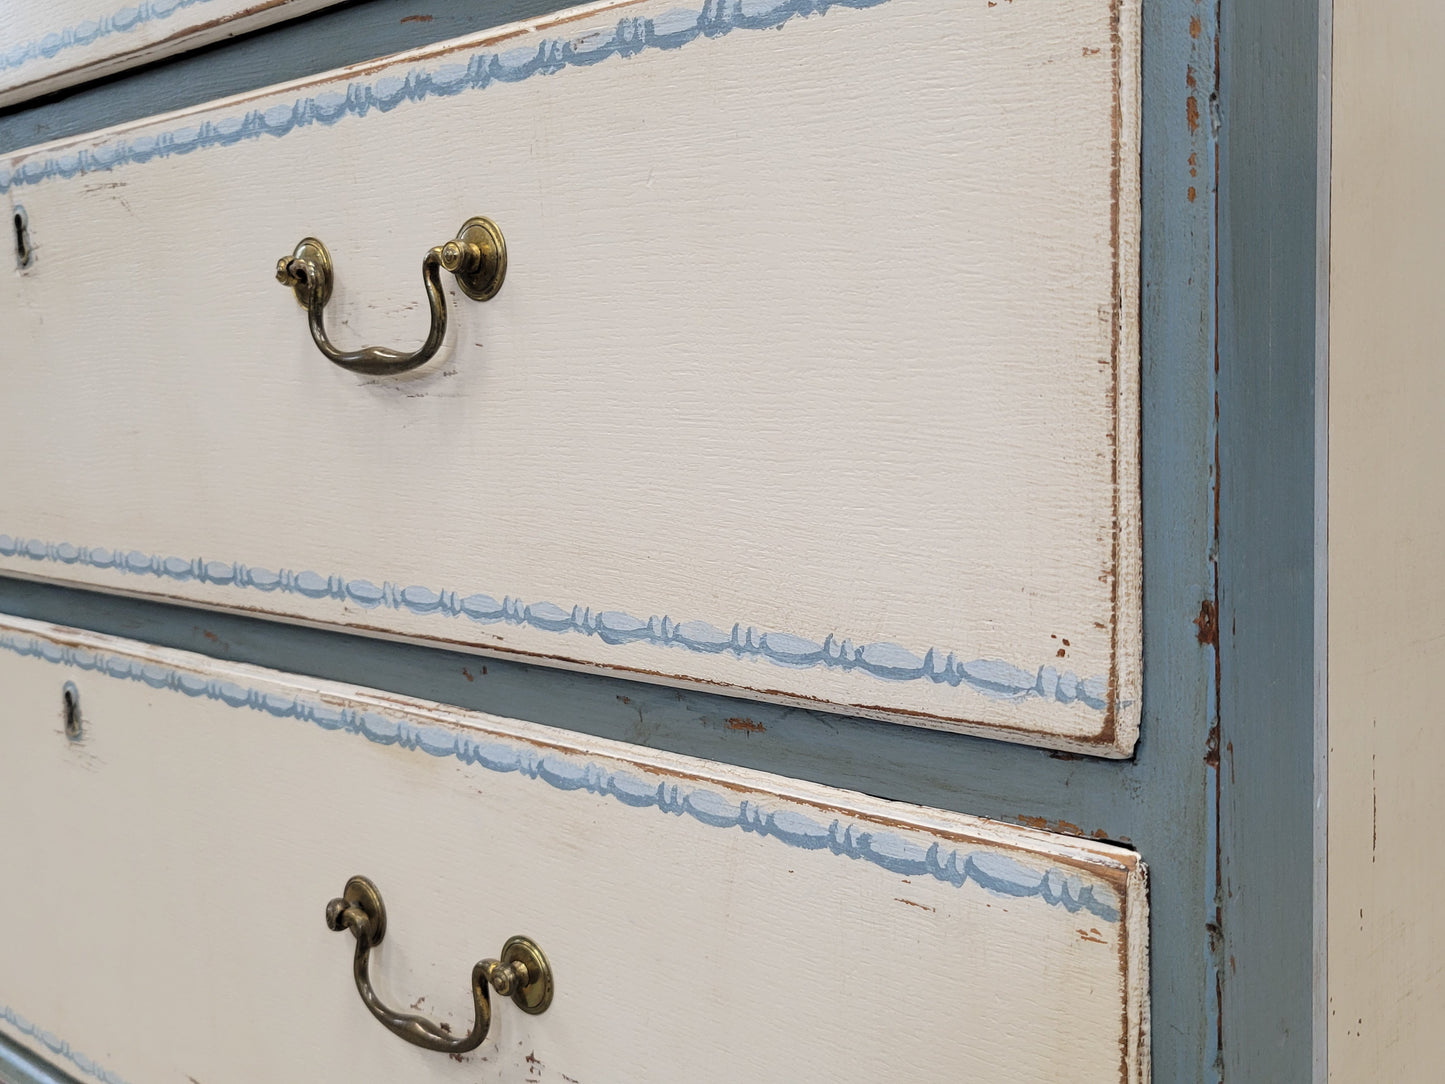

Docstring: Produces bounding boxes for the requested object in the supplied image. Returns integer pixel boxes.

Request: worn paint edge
[0,533,1118,716]
[0,614,1132,921]
[1124,859,1153,1084]
[0,1006,130,1084]
[1109,0,1145,759]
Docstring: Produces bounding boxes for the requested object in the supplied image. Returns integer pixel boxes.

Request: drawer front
[0,0,1141,755]
[0,0,344,108]
[0,616,1149,1083]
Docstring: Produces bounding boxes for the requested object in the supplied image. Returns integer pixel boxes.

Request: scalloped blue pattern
[0,0,893,192]
[0,626,1122,923]
[2,0,224,76]
[0,1004,132,1084]
[0,534,1112,711]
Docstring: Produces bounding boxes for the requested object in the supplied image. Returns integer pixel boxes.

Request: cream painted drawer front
[0,0,344,108]
[0,616,1150,1083]
[0,0,1141,755]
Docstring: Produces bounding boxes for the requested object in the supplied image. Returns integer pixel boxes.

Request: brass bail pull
[324,875,553,1054]
[276,217,506,376]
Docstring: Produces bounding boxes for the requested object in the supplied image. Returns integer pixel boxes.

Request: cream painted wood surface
[0,0,343,109]
[0,615,1150,1083]
[0,0,1141,754]
[1327,0,1445,1076]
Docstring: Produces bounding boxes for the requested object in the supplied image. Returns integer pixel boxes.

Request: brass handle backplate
[325,875,552,1053]
[276,216,506,376]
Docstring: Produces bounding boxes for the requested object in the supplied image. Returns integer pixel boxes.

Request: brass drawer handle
[325,875,553,1053]
[276,217,506,376]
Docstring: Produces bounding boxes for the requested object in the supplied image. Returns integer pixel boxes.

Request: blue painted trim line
[0,0,892,192]
[0,626,1123,923]
[0,1006,131,1084]
[0,534,1112,712]
[2,0,224,75]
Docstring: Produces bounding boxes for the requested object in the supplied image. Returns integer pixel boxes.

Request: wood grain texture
[0,614,1150,1083]
[1327,0,1445,1075]
[0,0,342,109]
[0,0,1142,754]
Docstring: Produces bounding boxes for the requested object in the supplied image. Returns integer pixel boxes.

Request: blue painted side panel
[1218,0,1325,1074]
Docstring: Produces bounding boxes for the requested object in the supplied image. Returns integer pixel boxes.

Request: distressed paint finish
[0,615,1151,1084]
[1327,0,1445,1075]
[0,0,1233,1073]
[0,0,1142,755]
[0,0,342,108]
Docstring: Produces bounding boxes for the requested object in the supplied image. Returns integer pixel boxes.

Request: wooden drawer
[0,1,346,108]
[0,615,1149,1083]
[0,0,1141,756]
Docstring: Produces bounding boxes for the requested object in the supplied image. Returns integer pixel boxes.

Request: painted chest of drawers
[2,0,1440,1079]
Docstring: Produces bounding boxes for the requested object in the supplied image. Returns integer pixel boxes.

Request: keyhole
[13,206,32,268]
[62,681,81,739]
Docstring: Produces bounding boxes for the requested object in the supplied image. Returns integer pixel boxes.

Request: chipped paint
[724,716,766,734]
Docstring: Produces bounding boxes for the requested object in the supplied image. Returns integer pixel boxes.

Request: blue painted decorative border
[0,535,1112,712]
[2,0,223,76]
[0,626,1123,923]
[0,0,892,192]
[0,1004,131,1084]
